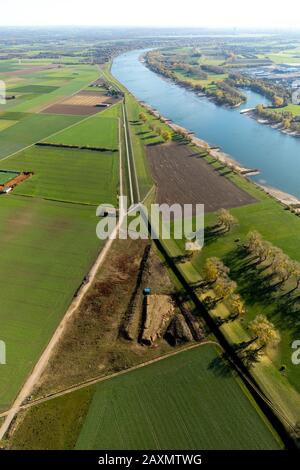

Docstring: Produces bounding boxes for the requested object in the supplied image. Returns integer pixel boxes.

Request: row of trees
[203,255,281,354]
[203,257,244,318]
[245,231,300,289]
[138,112,172,142]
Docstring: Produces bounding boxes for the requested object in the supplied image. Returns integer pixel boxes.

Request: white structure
[292,89,300,105]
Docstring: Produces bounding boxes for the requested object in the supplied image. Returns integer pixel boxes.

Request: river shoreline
[143,53,300,140]
[112,49,300,204]
[140,100,300,211]
[243,109,300,138]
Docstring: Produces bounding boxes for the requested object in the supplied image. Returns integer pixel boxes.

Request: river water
[112,49,300,199]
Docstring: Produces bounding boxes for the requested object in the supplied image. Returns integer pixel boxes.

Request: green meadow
[0,195,103,410]
[46,114,119,150]
[0,145,119,205]
[9,345,281,450]
[0,112,83,159]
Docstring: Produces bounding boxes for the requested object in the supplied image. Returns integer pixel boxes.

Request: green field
[0,112,83,159]
[0,170,19,184]
[0,195,103,410]
[75,346,281,450]
[9,65,99,113]
[0,145,119,205]
[9,345,281,450]
[0,61,122,412]
[163,156,300,424]
[177,182,300,394]
[9,85,59,94]
[275,103,300,116]
[0,120,17,132]
[45,114,119,150]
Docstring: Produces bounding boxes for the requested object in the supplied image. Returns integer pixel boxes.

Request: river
[112,49,300,199]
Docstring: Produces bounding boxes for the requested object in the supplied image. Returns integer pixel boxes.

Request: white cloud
[1,0,300,29]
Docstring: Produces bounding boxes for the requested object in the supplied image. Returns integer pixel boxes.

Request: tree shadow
[207,353,233,377]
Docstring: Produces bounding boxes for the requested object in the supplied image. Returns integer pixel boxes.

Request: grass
[45,114,119,150]
[0,145,119,205]
[163,158,300,424]
[75,345,281,450]
[0,195,103,411]
[125,94,163,199]
[274,104,300,116]
[174,70,228,89]
[9,65,99,113]
[0,170,19,185]
[9,85,59,94]
[10,387,93,450]
[0,112,83,160]
[0,120,17,132]
[8,345,282,450]
[0,60,122,414]
[109,60,300,430]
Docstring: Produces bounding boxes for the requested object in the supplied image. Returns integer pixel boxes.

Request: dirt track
[147,142,256,212]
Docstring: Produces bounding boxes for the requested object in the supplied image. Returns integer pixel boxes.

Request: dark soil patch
[147,142,256,213]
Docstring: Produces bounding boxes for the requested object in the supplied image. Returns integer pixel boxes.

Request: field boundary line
[33,66,100,114]
[0,341,218,420]
[0,100,121,165]
[0,113,124,440]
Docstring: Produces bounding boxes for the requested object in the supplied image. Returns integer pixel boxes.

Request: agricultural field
[165,157,300,425]
[0,111,83,159]
[0,120,17,132]
[0,195,103,411]
[0,145,119,205]
[9,345,282,450]
[45,113,119,150]
[76,345,281,450]
[0,170,19,185]
[2,63,99,114]
[0,58,122,414]
[147,142,256,212]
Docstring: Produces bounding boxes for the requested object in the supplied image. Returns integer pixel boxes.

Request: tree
[273,254,294,284]
[161,130,172,142]
[149,122,156,132]
[216,209,237,232]
[245,231,272,263]
[203,257,229,283]
[156,127,162,136]
[283,118,291,129]
[139,112,147,123]
[245,231,263,254]
[249,314,280,350]
[214,277,237,301]
[256,103,264,114]
[291,262,300,290]
[230,294,246,318]
[273,95,284,107]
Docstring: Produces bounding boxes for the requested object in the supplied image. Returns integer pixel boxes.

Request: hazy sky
[1,0,300,29]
